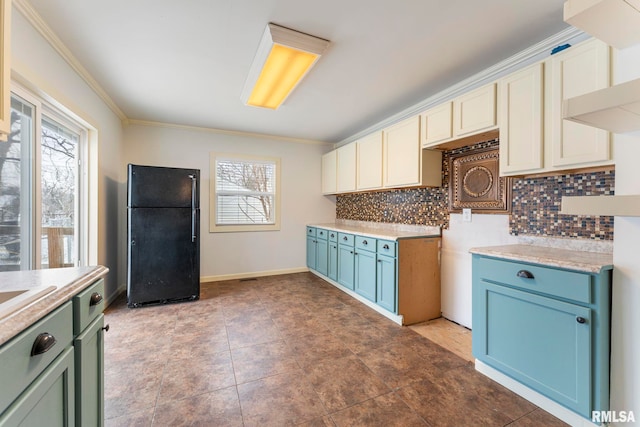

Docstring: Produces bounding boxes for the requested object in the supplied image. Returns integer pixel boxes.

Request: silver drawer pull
[516,270,534,279]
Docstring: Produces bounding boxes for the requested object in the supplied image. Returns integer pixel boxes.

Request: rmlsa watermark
[592,410,636,424]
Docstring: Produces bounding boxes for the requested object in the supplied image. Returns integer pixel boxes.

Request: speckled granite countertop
[308,221,441,241]
[469,244,613,274]
[0,266,109,346]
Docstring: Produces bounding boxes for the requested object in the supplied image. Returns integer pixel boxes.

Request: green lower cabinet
[337,244,355,290]
[315,238,328,276]
[354,249,376,302]
[74,314,105,427]
[328,243,338,281]
[0,347,75,427]
[376,254,396,312]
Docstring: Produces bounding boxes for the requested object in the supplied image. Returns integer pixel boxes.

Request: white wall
[122,124,336,286]
[11,8,124,301]
[441,213,518,328]
[609,44,640,426]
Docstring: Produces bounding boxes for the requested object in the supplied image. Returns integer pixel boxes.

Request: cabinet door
[75,315,105,427]
[0,0,10,139]
[328,243,338,281]
[453,83,497,137]
[337,245,355,290]
[0,347,75,426]
[315,238,328,276]
[354,250,376,302]
[306,237,317,270]
[421,102,453,147]
[383,116,421,188]
[499,63,544,175]
[356,132,383,190]
[376,255,396,312]
[321,151,337,195]
[336,144,357,193]
[473,281,591,417]
[548,39,611,168]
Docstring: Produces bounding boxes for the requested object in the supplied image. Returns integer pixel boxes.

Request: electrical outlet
[462,208,472,222]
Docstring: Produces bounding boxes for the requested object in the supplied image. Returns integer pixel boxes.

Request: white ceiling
[24,0,570,143]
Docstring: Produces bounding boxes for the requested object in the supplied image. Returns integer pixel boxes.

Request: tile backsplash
[335,140,615,241]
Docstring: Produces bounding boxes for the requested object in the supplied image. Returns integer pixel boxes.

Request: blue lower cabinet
[337,244,355,290]
[376,254,396,312]
[328,243,338,281]
[315,238,328,276]
[472,254,612,420]
[354,249,376,302]
[306,236,317,270]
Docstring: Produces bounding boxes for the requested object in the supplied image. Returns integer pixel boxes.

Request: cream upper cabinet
[356,131,383,191]
[499,63,544,175]
[0,0,10,140]
[421,102,453,147]
[547,39,612,169]
[321,150,337,195]
[453,82,497,137]
[383,116,422,188]
[336,143,357,193]
[383,116,442,188]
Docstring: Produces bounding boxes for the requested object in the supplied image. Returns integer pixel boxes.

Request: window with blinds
[210,153,281,232]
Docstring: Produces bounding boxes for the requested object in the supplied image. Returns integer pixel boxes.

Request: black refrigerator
[126,164,200,308]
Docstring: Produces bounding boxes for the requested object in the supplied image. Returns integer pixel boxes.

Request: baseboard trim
[200,267,309,283]
[308,270,404,325]
[475,360,601,427]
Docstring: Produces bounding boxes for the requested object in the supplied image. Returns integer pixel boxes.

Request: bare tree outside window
[211,154,281,232]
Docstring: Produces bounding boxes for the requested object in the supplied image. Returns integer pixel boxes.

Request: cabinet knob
[363,240,368,245]
[350,251,354,254]
[90,292,103,306]
[31,332,56,357]
[516,270,534,279]
[102,324,110,332]
[343,236,348,241]
[331,233,335,238]
[383,244,389,250]
[576,317,587,324]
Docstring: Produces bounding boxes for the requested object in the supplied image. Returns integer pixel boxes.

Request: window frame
[4,82,93,269]
[210,152,281,233]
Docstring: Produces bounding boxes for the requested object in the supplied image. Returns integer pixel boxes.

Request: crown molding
[338,27,588,146]
[127,119,332,146]
[13,0,128,123]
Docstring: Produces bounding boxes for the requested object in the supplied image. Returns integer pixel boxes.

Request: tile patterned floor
[104,272,568,426]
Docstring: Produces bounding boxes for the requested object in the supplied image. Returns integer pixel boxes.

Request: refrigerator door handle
[189,174,197,242]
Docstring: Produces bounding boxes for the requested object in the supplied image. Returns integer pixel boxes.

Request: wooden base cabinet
[472,254,612,420]
[307,226,441,325]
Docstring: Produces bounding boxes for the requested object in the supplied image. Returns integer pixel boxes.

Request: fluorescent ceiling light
[241,23,330,110]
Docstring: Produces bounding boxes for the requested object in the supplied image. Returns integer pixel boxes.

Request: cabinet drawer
[476,257,592,304]
[338,233,354,246]
[74,278,105,335]
[328,230,338,242]
[0,301,73,414]
[306,227,316,237]
[377,240,397,257]
[316,228,328,240]
[355,236,376,252]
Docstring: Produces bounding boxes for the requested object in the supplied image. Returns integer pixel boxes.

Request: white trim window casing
[210,153,281,233]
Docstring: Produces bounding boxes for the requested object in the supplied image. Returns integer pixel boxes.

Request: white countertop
[469,244,613,274]
[0,266,109,346]
[308,221,441,241]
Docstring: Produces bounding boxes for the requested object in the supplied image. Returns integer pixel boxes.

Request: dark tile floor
[104,272,568,427]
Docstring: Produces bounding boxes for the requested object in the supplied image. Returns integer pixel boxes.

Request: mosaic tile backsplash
[336,139,615,240]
